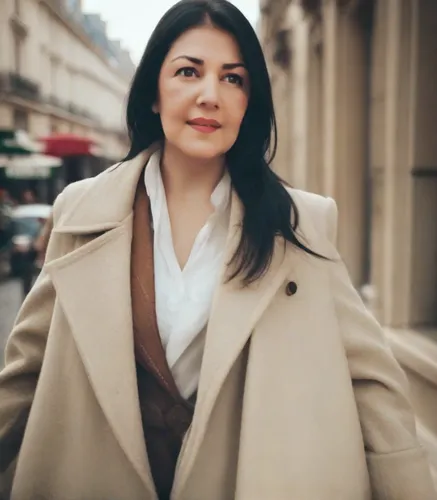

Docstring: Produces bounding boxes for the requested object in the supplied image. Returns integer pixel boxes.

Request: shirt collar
[144,149,231,215]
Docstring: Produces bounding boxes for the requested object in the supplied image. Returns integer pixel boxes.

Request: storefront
[0,155,62,205]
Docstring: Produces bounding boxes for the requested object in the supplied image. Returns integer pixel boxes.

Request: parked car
[9,204,52,295]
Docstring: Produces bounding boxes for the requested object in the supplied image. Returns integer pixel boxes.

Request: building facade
[0,0,134,162]
[260,0,437,330]
[260,0,437,477]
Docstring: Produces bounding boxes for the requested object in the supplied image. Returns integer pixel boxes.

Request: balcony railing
[46,95,100,123]
[0,71,41,102]
[48,94,62,108]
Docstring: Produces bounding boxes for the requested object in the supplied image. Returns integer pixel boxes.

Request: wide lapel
[197,193,294,405]
[45,147,159,495]
[173,190,297,492]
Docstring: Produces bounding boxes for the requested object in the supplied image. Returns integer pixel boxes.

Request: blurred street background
[0,278,20,359]
[0,0,437,482]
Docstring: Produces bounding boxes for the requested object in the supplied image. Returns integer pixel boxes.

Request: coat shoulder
[52,161,131,232]
[285,187,338,247]
[57,160,126,207]
[52,177,96,229]
[60,168,111,206]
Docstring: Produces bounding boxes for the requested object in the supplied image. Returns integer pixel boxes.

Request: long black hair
[123,0,323,285]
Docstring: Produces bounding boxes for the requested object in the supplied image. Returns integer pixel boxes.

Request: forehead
[166,25,243,63]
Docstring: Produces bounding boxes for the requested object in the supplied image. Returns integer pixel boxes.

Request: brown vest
[130,180,196,500]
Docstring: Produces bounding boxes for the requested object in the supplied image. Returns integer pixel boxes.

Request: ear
[152,102,160,114]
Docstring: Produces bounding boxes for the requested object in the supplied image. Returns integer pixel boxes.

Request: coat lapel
[173,191,298,493]
[197,192,294,404]
[45,148,158,495]
[173,189,336,494]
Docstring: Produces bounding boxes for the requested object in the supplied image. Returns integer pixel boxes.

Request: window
[12,30,23,74]
[50,121,59,134]
[66,0,80,12]
[50,57,60,99]
[13,108,29,131]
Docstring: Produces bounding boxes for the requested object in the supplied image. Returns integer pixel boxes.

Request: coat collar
[46,144,333,496]
[55,144,160,235]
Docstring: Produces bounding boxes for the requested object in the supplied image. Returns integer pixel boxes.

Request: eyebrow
[171,55,246,70]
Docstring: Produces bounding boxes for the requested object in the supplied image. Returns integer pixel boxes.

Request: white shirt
[144,150,231,399]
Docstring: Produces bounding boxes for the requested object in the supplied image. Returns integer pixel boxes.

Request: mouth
[187,118,221,134]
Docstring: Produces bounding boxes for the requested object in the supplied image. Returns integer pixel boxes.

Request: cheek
[157,76,189,118]
[227,93,249,129]
[159,86,182,116]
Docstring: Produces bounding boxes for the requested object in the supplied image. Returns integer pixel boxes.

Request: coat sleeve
[0,193,63,480]
[324,197,436,499]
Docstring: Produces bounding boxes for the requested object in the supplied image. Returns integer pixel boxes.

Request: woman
[0,1,435,499]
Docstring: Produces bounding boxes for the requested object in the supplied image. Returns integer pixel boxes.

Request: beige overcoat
[0,147,435,500]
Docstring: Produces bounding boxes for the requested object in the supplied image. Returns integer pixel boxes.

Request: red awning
[39,133,98,157]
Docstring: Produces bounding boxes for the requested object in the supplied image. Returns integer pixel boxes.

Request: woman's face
[155,24,250,161]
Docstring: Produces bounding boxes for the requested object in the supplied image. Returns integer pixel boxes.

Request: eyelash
[225,73,244,87]
[175,67,244,87]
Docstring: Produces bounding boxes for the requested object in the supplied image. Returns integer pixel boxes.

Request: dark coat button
[285,281,298,296]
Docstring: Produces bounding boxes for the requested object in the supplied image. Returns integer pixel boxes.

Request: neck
[160,143,226,201]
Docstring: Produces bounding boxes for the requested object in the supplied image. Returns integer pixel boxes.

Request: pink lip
[187,117,221,134]
[189,124,219,134]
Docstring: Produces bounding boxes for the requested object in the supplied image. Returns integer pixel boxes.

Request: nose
[196,75,220,109]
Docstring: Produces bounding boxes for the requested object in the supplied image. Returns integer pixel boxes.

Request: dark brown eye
[176,67,198,78]
[224,73,244,86]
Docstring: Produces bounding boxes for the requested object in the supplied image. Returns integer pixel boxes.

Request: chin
[180,142,226,161]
